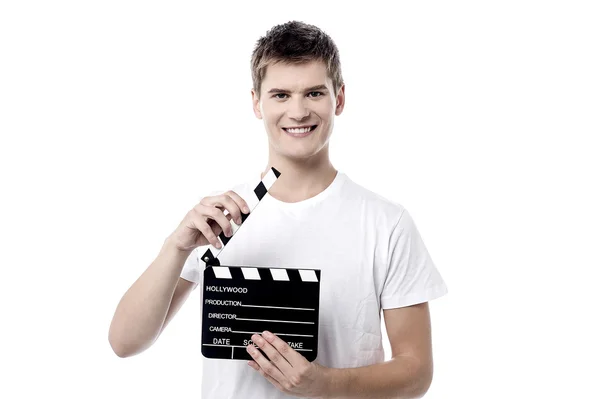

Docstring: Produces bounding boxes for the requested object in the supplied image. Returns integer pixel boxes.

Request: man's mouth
[282,125,318,134]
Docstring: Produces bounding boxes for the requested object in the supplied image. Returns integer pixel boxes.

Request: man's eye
[272,92,324,99]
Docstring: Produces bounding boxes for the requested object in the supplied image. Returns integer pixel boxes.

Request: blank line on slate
[203,344,312,351]
[241,304,315,311]
[231,330,314,337]
[236,318,315,324]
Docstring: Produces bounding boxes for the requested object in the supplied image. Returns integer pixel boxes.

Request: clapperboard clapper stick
[200,167,321,362]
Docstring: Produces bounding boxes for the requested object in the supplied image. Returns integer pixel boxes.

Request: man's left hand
[247,330,331,398]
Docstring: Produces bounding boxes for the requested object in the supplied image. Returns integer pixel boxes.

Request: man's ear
[251,89,262,119]
[335,84,345,116]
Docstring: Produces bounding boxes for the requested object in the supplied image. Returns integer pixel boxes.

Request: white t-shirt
[180,170,448,399]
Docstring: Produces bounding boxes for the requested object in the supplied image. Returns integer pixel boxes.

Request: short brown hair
[250,21,344,100]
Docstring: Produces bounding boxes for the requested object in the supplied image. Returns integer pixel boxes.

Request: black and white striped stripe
[209,266,320,282]
[200,166,280,267]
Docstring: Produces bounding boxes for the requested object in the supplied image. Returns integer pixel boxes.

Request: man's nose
[287,97,310,120]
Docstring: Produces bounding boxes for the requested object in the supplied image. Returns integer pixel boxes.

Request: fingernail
[263,331,273,338]
[244,207,250,213]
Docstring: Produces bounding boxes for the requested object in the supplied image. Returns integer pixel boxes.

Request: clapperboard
[199,167,321,362]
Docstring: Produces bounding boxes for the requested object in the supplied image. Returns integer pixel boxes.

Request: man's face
[252,60,345,161]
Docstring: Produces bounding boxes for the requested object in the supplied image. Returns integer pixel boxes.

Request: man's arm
[108,238,195,357]
[247,302,434,399]
[326,302,433,398]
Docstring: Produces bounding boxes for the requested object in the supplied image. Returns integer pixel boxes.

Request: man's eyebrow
[266,84,329,94]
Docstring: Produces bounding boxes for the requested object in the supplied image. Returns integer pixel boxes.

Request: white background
[1,1,598,398]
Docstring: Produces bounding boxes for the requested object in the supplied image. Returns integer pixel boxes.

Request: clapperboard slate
[199,167,321,362]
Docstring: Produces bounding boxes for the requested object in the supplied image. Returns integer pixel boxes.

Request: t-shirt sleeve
[180,248,201,285]
[380,208,448,309]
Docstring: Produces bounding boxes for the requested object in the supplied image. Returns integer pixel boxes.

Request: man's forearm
[324,355,432,399]
[108,238,191,357]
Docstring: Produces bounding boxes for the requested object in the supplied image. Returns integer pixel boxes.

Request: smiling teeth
[285,127,312,133]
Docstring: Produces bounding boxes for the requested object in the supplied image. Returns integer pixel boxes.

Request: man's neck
[261,159,337,204]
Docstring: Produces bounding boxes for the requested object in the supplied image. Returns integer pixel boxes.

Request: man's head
[250,21,345,163]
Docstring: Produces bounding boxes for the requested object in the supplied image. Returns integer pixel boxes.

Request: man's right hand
[167,190,250,252]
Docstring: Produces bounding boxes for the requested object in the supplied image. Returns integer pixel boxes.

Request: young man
[109,21,447,399]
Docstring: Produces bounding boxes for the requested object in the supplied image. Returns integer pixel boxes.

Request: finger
[206,213,233,236]
[201,192,247,227]
[185,211,220,249]
[188,210,227,249]
[251,333,293,376]
[218,192,248,225]
[247,344,287,384]
[201,191,249,218]
[223,190,251,215]
[261,331,306,367]
[199,204,233,239]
